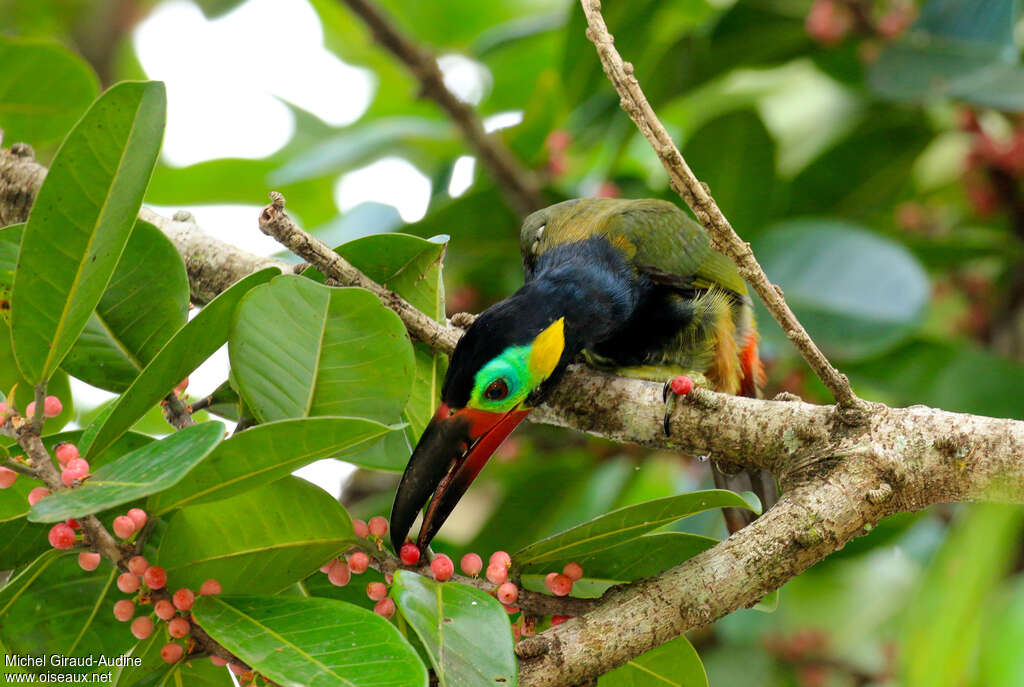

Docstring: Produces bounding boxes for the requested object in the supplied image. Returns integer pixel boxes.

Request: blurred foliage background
[3,0,1024,684]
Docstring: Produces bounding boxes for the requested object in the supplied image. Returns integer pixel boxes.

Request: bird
[390,197,777,552]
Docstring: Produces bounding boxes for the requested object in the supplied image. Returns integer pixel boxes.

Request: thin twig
[578,0,868,419]
[161,392,196,430]
[338,0,545,217]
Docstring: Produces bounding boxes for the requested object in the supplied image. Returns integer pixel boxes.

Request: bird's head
[390,296,571,552]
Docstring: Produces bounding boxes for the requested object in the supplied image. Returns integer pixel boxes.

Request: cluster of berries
[805,0,914,48]
[960,109,1024,218]
[0,395,64,488]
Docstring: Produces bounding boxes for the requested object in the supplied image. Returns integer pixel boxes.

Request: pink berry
[174,378,189,394]
[551,614,569,626]
[497,582,519,604]
[353,519,369,538]
[127,508,147,530]
[128,556,149,575]
[0,467,16,489]
[154,600,176,621]
[545,573,572,597]
[48,523,76,549]
[67,457,89,474]
[348,551,370,574]
[430,554,454,582]
[113,516,136,539]
[399,542,420,566]
[61,469,81,487]
[55,443,79,466]
[43,396,62,417]
[563,562,583,581]
[503,603,520,614]
[117,572,140,594]
[172,588,195,611]
[25,401,36,417]
[210,656,228,667]
[167,617,190,639]
[131,616,154,639]
[373,598,395,619]
[66,518,81,530]
[328,561,351,587]
[143,566,167,589]
[200,578,221,595]
[160,643,183,664]
[366,581,388,601]
[320,558,337,574]
[78,552,101,571]
[670,375,694,396]
[490,551,511,569]
[460,553,483,577]
[486,562,508,585]
[28,487,49,506]
[368,516,388,538]
[229,663,246,675]
[113,599,135,621]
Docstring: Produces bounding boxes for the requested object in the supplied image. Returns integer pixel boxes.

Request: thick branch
[578,0,866,416]
[338,0,545,217]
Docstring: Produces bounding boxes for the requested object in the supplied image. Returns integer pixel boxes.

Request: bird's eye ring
[484,378,509,401]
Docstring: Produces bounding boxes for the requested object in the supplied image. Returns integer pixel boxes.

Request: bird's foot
[661,375,695,436]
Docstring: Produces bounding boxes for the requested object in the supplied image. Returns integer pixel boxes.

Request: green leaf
[598,635,708,687]
[157,476,353,594]
[29,422,224,523]
[391,570,516,687]
[978,575,1024,687]
[754,220,929,361]
[0,37,99,146]
[513,490,751,568]
[84,267,278,459]
[230,275,414,424]
[148,416,393,514]
[61,220,189,391]
[115,631,236,687]
[11,80,166,384]
[0,518,50,569]
[192,594,427,687]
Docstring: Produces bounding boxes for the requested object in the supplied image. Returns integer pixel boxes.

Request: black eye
[484,379,509,401]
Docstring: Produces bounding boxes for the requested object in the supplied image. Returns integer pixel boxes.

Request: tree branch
[578,0,867,418]
[337,0,546,217]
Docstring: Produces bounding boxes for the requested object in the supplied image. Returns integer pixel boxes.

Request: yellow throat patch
[529,317,565,379]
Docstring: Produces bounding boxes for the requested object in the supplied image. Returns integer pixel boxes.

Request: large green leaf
[391,570,516,687]
[28,422,224,523]
[157,476,353,594]
[62,220,189,391]
[11,80,166,384]
[84,267,278,459]
[192,594,428,687]
[598,635,708,687]
[230,275,414,424]
[978,575,1024,687]
[754,220,929,361]
[115,632,236,687]
[147,417,394,514]
[513,490,751,568]
[0,518,50,569]
[0,37,99,146]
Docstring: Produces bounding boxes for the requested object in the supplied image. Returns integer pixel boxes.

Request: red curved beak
[390,402,530,552]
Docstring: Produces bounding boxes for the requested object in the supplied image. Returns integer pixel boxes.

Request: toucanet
[391,198,778,552]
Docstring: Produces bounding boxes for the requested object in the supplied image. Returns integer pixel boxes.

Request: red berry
[228,663,246,676]
[25,401,36,417]
[66,457,89,474]
[160,643,183,664]
[496,582,519,604]
[66,518,81,530]
[55,443,79,466]
[168,617,190,638]
[430,554,454,582]
[117,572,140,594]
[551,615,569,626]
[143,566,167,589]
[670,375,694,396]
[460,553,483,577]
[320,558,337,574]
[546,129,571,153]
[367,582,388,601]
[805,0,850,45]
[28,487,49,506]
[173,588,195,611]
[78,552,101,571]
[503,603,520,614]
[595,181,620,199]
[154,600,176,621]
[127,508,147,530]
[128,556,149,576]
[368,516,388,538]
[48,523,76,549]
[546,573,572,597]
[199,578,221,595]
[373,598,396,619]
[43,396,63,418]
[210,656,228,667]
[489,551,511,569]
[486,562,508,585]
[131,616,154,639]
[399,542,420,566]
[348,551,370,574]
[113,599,135,621]
[113,516,136,539]
[328,561,351,587]
[353,519,369,538]
[174,378,189,395]
[0,467,16,489]
[562,562,583,581]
